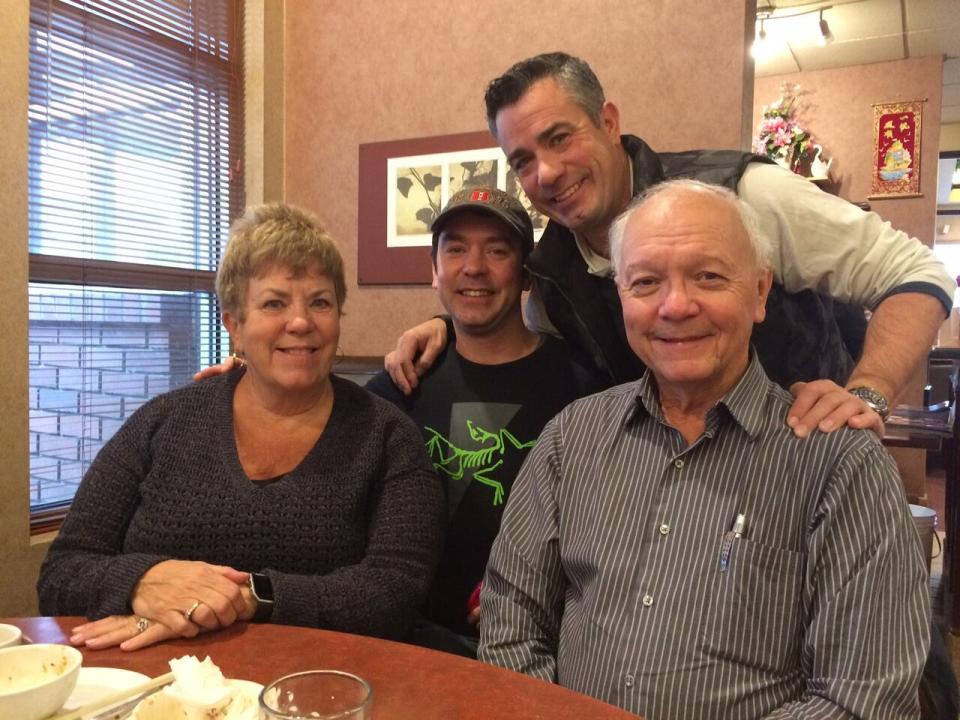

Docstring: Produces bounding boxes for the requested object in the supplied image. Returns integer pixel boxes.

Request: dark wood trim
[30,506,67,535]
[29,254,217,293]
[357,130,496,285]
[334,356,382,374]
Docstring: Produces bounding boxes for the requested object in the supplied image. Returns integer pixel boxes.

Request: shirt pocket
[699,537,805,675]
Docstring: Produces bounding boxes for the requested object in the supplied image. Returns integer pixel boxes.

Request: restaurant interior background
[2,0,959,621]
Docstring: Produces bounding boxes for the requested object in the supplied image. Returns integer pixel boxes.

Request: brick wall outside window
[27,287,219,508]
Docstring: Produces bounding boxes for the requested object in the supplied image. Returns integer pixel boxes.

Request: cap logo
[470,190,490,202]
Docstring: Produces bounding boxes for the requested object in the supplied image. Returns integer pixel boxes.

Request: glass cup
[259,670,372,720]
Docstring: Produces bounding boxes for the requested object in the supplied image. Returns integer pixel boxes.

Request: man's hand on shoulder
[192,354,240,382]
[384,317,448,395]
[788,379,884,438]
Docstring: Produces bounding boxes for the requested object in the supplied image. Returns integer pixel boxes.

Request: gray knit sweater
[37,371,445,640]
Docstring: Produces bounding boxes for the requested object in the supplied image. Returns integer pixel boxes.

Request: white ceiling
[754,0,960,123]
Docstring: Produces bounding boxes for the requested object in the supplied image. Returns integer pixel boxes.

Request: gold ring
[183,600,202,622]
[134,616,149,634]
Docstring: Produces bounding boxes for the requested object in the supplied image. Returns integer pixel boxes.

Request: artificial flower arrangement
[753,83,816,171]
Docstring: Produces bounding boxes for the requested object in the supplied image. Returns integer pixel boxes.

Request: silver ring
[134,616,149,634]
[183,600,202,622]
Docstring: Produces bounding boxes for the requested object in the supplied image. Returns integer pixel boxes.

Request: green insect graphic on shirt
[424,420,536,506]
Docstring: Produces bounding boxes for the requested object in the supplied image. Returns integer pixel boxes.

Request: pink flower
[754,84,813,164]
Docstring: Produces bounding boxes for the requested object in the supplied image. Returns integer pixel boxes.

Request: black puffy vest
[524,135,861,390]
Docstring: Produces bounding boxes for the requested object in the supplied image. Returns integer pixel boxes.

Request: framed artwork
[358,131,546,285]
[869,99,924,199]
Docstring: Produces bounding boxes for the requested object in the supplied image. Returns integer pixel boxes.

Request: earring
[231,352,246,369]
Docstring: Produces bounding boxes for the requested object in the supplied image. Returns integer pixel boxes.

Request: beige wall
[284,0,757,355]
[0,0,48,616]
[943,122,960,151]
[754,56,945,500]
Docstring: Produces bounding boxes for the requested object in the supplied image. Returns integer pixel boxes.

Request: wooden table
[2,617,639,719]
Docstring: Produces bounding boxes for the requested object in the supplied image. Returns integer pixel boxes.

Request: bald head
[609,180,771,280]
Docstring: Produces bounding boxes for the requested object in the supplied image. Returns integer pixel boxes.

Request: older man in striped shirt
[479,179,930,719]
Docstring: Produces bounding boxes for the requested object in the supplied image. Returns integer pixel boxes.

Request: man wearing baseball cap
[367,187,594,657]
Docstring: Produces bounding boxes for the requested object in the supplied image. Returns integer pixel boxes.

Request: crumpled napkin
[164,656,235,714]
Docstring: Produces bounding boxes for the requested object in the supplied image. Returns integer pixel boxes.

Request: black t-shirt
[366,336,595,635]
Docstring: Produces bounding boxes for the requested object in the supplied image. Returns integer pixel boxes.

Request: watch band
[848,386,890,420]
[248,572,275,623]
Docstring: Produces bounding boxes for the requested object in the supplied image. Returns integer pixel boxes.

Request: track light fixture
[752,16,771,59]
[818,9,834,45]
[752,3,835,58]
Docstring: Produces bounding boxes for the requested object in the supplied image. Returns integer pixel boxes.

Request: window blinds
[27,0,243,520]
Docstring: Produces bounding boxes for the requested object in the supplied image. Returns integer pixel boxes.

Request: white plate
[130,679,263,720]
[62,667,150,715]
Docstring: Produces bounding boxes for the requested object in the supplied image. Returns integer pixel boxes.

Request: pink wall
[284,0,754,355]
[753,56,943,249]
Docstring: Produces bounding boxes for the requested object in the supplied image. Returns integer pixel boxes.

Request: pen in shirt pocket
[719,512,747,572]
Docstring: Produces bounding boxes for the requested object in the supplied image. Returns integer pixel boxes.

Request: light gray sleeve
[478,415,566,682]
[523,283,562,336]
[739,162,954,311]
[763,441,930,719]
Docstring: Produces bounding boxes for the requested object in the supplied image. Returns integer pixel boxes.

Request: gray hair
[484,52,605,137]
[608,179,772,278]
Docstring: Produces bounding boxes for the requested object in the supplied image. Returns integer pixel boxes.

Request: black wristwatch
[849,386,890,420]
[248,572,275,622]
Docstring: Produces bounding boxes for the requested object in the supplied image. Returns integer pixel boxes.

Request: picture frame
[358,131,546,285]
[869,99,924,199]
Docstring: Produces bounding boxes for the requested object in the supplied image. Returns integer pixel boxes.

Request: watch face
[251,573,274,602]
[249,573,274,623]
[850,387,889,417]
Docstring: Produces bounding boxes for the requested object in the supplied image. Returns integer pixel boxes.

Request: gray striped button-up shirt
[479,356,929,719]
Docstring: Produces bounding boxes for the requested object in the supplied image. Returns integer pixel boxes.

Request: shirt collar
[572,156,635,278]
[574,235,613,276]
[630,351,771,440]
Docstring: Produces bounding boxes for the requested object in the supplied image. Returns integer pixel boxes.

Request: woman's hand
[130,560,250,635]
[71,574,258,652]
[70,614,181,651]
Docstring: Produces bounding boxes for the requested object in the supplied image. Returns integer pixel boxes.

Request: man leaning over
[387,51,954,440]
[479,180,929,719]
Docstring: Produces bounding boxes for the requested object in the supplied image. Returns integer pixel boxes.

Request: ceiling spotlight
[819,9,834,45]
[752,18,770,59]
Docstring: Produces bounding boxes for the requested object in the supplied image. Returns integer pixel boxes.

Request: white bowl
[130,679,263,720]
[0,643,83,720]
[0,624,22,649]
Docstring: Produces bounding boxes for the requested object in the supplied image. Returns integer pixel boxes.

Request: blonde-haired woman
[39,203,444,649]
